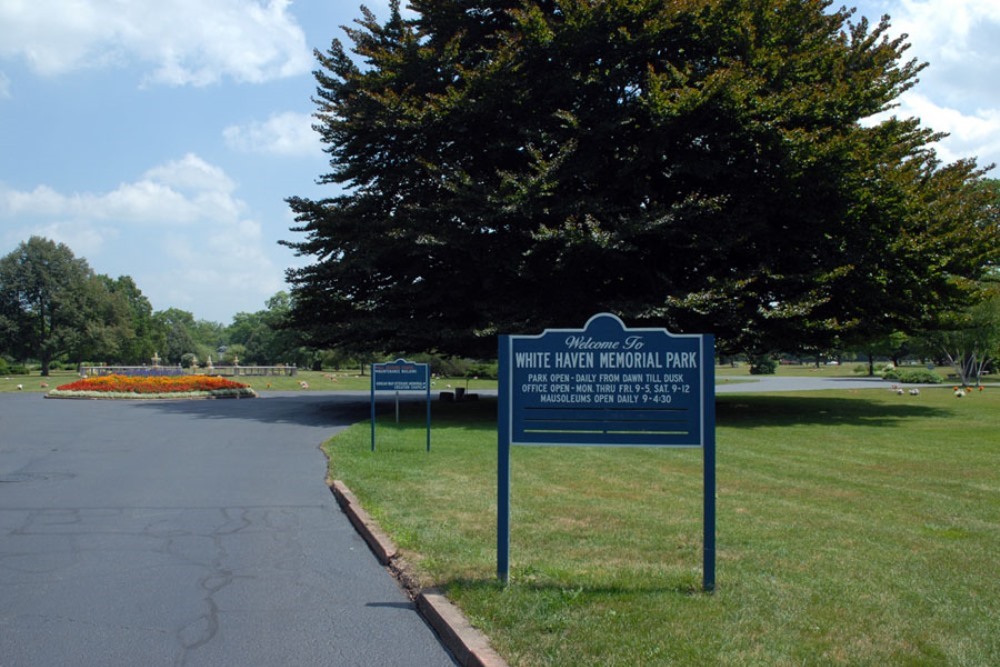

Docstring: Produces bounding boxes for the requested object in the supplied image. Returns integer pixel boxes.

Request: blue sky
[2,1,998,325]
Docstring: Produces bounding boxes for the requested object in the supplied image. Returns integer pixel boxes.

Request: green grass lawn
[325,387,1000,666]
[716,361,963,379]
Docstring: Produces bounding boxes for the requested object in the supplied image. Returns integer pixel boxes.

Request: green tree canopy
[283,0,999,357]
[152,308,200,364]
[228,291,303,364]
[92,275,163,365]
[147,309,229,365]
[0,237,134,373]
[916,269,1000,386]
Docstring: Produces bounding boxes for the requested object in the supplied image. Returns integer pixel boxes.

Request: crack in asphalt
[1,505,334,665]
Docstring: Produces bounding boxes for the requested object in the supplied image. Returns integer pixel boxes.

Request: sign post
[498,313,715,591]
[371,359,431,452]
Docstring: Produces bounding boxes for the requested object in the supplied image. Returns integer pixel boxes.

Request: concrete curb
[329,479,397,565]
[328,479,508,667]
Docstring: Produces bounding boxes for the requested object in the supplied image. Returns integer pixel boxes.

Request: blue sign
[371,359,431,452]
[504,313,711,447]
[498,314,716,590]
[373,359,430,392]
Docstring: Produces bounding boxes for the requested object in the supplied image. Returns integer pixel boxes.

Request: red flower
[56,375,250,394]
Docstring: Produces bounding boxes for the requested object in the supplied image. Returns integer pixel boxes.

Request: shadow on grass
[123,393,952,434]
[373,397,498,432]
[396,395,953,432]
[717,394,954,428]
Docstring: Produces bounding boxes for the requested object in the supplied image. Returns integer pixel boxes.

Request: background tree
[219,343,247,365]
[152,308,200,364]
[909,179,1000,383]
[920,279,1000,386]
[100,275,163,364]
[0,238,309,370]
[0,237,123,375]
[227,310,268,363]
[69,274,131,364]
[228,291,303,364]
[284,0,998,358]
[148,309,228,366]
[190,319,227,363]
[853,330,911,376]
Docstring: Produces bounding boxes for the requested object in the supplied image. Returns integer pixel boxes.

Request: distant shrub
[466,361,498,380]
[439,357,472,377]
[0,358,8,375]
[409,353,467,377]
[749,355,777,375]
[882,368,942,384]
[7,364,31,375]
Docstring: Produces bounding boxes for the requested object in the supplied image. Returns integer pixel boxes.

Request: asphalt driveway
[0,392,457,666]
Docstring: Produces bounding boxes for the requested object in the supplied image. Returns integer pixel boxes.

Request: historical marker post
[371,359,431,452]
[498,313,716,591]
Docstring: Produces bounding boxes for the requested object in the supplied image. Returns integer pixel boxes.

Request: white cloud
[223,111,320,156]
[0,154,285,321]
[854,0,1000,169]
[892,93,1000,167]
[0,0,312,86]
[892,0,1000,106]
[13,220,118,259]
[143,153,237,193]
[0,154,241,226]
[156,213,284,315]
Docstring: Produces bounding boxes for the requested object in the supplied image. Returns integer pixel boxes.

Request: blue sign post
[498,314,716,591]
[371,359,431,452]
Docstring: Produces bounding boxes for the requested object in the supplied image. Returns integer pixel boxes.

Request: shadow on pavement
[127,391,372,427]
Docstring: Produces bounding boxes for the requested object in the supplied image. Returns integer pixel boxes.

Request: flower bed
[47,374,257,400]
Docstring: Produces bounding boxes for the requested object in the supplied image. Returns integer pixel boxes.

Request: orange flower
[57,374,250,394]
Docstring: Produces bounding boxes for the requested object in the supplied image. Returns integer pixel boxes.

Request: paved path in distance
[0,393,458,667]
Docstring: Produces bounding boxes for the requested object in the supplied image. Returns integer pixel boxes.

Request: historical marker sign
[498,314,716,590]
[371,359,431,452]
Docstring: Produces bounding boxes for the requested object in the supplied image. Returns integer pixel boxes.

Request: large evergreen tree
[283,0,998,357]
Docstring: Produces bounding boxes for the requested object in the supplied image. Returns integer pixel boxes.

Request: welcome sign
[498,314,716,590]
[505,313,711,447]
